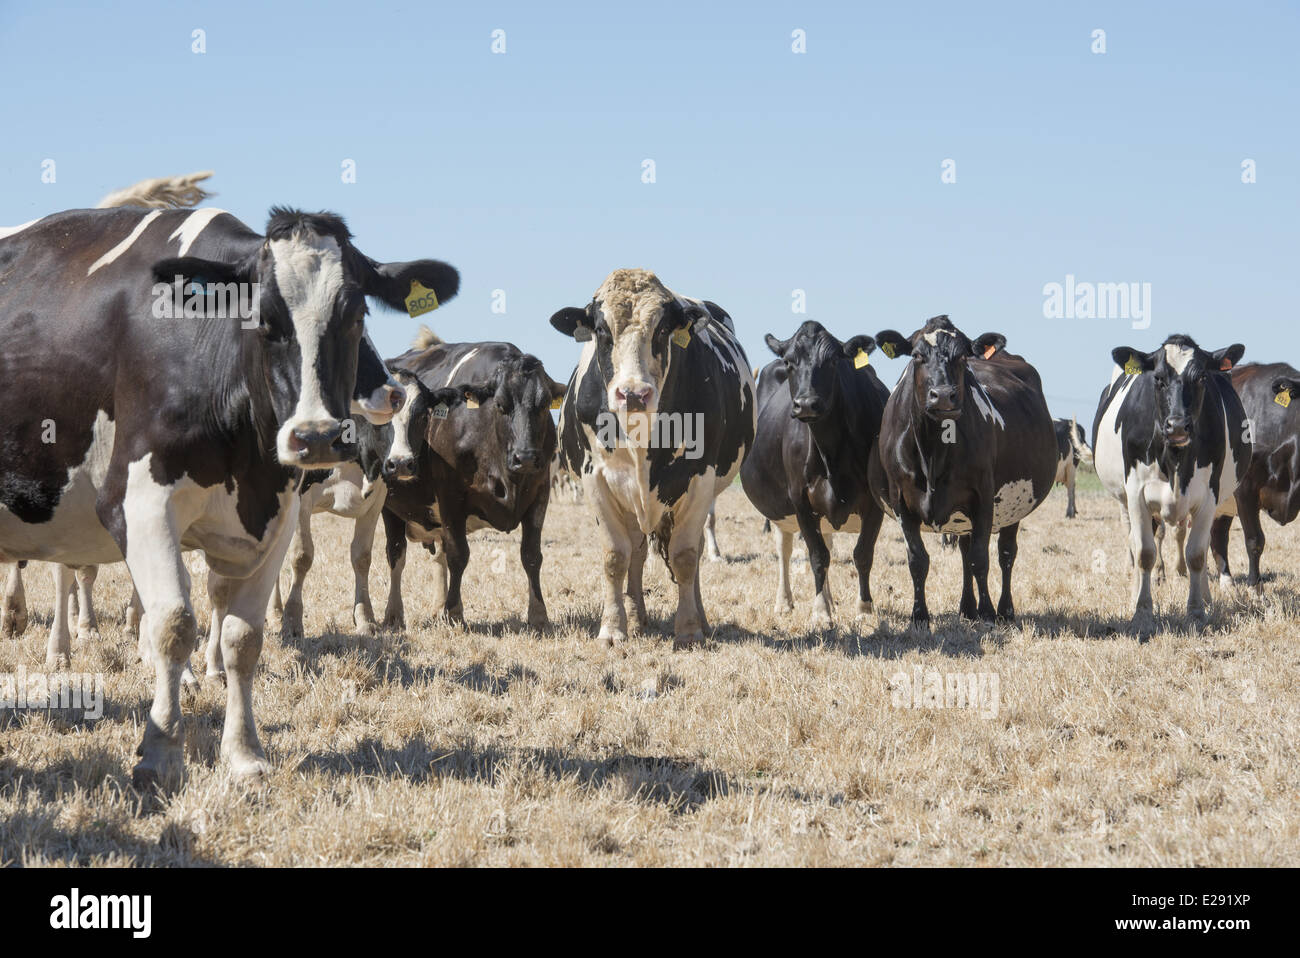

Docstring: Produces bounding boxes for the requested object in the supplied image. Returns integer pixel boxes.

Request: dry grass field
[2,477,1298,866]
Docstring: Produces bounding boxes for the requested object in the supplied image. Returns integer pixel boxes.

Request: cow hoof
[1218,574,1233,589]
[133,739,185,794]
[1187,614,1208,635]
[2,610,28,636]
[855,600,873,617]
[280,619,304,640]
[809,612,833,632]
[180,665,200,689]
[77,626,101,643]
[1129,613,1156,640]
[381,614,405,632]
[527,614,549,631]
[45,652,71,671]
[599,627,627,646]
[909,617,931,633]
[230,755,271,782]
[355,621,377,638]
[672,632,703,651]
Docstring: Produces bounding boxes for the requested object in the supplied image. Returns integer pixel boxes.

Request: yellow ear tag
[1276,389,1291,409]
[465,395,479,410]
[671,326,691,348]
[1124,354,1142,376]
[404,280,439,318]
[550,396,564,410]
[880,342,897,359]
[853,350,870,369]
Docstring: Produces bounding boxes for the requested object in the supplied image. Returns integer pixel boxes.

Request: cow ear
[550,306,593,341]
[364,260,461,316]
[151,256,247,288]
[971,332,1006,359]
[873,330,911,359]
[842,335,876,359]
[764,333,789,357]
[547,376,567,401]
[425,386,464,410]
[1213,344,1245,372]
[1271,378,1299,397]
[461,380,498,407]
[678,300,708,329]
[1111,347,1155,374]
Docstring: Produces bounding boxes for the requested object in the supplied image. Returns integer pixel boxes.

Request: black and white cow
[1209,361,1300,591]
[740,320,889,628]
[550,269,755,648]
[870,317,1058,626]
[1093,335,1250,635]
[379,335,565,631]
[0,204,458,787]
[1053,417,1093,518]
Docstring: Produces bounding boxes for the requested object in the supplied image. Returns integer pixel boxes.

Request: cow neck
[198,316,285,478]
[909,392,956,496]
[805,364,869,487]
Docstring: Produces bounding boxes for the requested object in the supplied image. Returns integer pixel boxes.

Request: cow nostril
[389,389,405,412]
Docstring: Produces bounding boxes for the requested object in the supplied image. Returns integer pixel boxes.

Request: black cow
[1209,361,1300,591]
[379,336,565,631]
[1093,335,1249,635]
[870,316,1057,626]
[0,204,458,787]
[550,269,755,648]
[1053,417,1093,518]
[740,320,888,628]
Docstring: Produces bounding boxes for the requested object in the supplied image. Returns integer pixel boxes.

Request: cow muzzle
[925,386,962,419]
[383,455,417,481]
[286,421,352,465]
[1164,419,1193,448]
[614,383,656,413]
[354,384,407,425]
[791,396,826,422]
[508,448,542,477]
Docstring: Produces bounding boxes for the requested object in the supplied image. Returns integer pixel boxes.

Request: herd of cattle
[1,175,1297,789]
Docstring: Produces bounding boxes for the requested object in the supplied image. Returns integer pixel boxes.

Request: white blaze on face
[385,376,420,469]
[270,232,346,463]
[1163,343,1196,375]
[594,269,673,413]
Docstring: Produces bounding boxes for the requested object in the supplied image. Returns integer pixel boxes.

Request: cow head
[549,269,705,418]
[1110,335,1245,448]
[478,354,566,478]
[352,331,406,425]
[763,320,875,422]
[152,208,458,467]
[874,316,1000,421]
[381,370,471,482]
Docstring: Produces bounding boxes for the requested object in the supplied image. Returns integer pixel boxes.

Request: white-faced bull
[0,204,459,788]
[869,316,1057,627]
[550,269,755,649]
[1092,335,1249,636]
[740,320,889,628]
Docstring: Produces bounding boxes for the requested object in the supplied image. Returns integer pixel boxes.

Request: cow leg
[381,509,407,630]
[520,491,549,630]
[1174,519,1188,578]
[703,503,722,562]
[428,543,449,616]
[73,565,99,641]
[205,567,233,680]
[996,523,1019,620]
[667,514,708,649]
[1236,487,1266,593]
[694,532,710,634]
[2,562,28,636]
[117,481,199,791]
[124,588,143,639]
[1125,492,1157,638]
[47,563,75,669]
[1184,506,1215,631]
[899,512,931,628]
[795,505,834,630]
[280,501,314,640]
[1210,514,1234,587]
[593,489,632,645]
[969,510,997,622]
[213,529,292,782]
[852,501,884,617]
[268,575,283,620]
[1152,518,1167,585]
[625,528,648,633]
[350,499,383,636]
[438,514,469,627]
[957,535,977,620]
[773,525,795,614]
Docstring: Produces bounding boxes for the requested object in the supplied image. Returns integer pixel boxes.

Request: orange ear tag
[1220,358,1234,371]
[982,345,996,359]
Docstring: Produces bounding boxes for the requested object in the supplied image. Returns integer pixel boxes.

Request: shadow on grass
[296,735,736,813]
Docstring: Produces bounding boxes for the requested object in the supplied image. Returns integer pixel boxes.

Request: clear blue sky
[1,0,1295,419]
